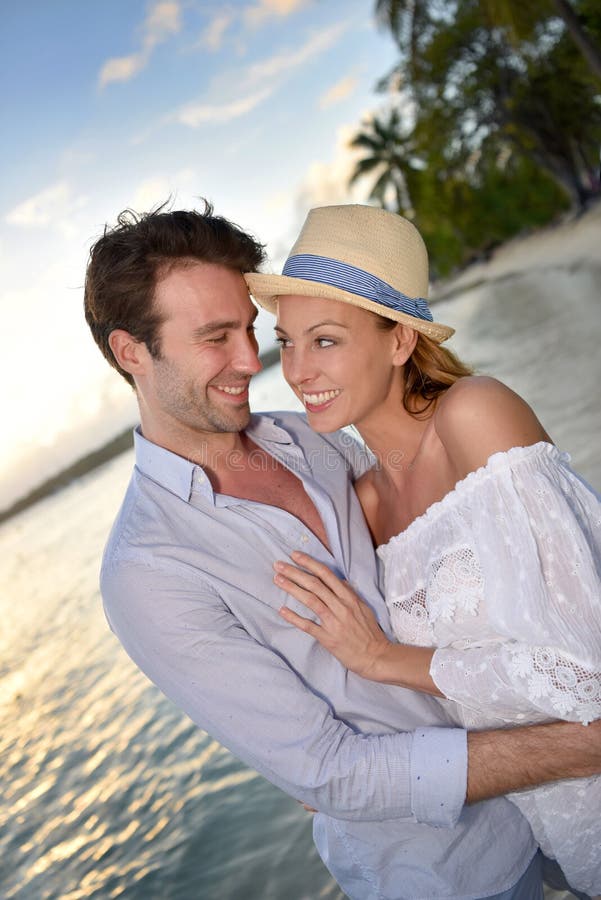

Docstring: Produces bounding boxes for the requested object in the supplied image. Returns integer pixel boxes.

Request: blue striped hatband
[281,254,433,322]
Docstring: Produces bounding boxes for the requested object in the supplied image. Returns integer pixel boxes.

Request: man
[84,203,600,900]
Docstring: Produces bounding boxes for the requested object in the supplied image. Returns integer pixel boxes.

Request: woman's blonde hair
[376,318,473,417]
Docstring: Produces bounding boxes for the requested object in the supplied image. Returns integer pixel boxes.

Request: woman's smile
[301,388,342,411]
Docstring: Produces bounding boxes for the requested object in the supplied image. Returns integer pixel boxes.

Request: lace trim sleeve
[431,642,601,725]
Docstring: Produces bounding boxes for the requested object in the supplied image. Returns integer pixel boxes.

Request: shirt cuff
[410,726,467,828]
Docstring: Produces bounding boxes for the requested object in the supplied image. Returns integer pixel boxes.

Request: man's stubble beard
[153,357,252,437]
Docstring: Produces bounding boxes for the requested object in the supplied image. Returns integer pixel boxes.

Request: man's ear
[391,324,418,367]
[109,329,151,377]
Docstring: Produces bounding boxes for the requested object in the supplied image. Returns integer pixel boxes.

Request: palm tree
[349,108,419,216]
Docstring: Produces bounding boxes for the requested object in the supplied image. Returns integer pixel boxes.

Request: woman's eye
[316,337,335,349]
[275,337,292,348]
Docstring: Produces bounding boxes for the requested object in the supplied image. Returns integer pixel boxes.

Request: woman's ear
[108,329,151,378]
[391,324,418,367]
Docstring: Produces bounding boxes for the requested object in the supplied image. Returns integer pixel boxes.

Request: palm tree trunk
[551,0,601,81]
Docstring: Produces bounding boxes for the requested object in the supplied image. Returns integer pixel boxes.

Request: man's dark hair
[84,200,266,386]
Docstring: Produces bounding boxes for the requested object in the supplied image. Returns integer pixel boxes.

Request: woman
[245,204,601,897]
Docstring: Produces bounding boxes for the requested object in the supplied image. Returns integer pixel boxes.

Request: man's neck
[201,430,259,490]
[138,414,251,476]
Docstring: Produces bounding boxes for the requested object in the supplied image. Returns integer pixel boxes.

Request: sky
[0,0,400,511]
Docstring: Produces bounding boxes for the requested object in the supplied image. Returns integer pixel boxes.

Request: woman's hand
[274,551,442,696]
[273,550,392,680]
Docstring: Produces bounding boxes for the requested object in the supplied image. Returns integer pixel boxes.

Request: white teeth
[219,385,246,395]
[302,389,341,405]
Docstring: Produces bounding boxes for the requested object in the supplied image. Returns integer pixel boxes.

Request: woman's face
[275,295,405,433]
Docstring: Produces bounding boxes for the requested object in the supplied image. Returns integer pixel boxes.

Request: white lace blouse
[377,442,601,895]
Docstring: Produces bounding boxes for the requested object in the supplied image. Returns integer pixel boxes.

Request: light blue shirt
[101,411,536,899]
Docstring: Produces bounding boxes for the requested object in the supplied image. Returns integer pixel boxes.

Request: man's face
[143,261,262,439]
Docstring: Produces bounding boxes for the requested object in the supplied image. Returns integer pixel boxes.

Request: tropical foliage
[351,0,601,275]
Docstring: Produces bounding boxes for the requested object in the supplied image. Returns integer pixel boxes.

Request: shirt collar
[245,413,295,445]
[134,427,197,502]
[133,414,298,505]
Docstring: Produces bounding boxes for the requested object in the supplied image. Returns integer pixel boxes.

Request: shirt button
[300,534,309,544]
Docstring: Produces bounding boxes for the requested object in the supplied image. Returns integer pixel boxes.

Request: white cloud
[174,87,274,127]
[136,23,347,141]
[146,0,181,38]
[244,22,347,84]
[6,181,69,226]
[200,11,235,51]
[244,0,311,28]
[319,73,359,109]
[294,121,374,211]
[98,1,182,88]
[131,169,198,211]
[265,191,292,216]
[99,54,146,87]
[5,181,88,235]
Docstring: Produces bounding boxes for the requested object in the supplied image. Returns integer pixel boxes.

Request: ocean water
[1,262,600,899]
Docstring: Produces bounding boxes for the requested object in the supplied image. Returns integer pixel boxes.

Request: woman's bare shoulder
[433,376,551,478]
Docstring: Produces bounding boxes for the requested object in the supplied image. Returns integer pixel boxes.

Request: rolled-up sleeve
[103,558,466,827]
[410,727,467,827]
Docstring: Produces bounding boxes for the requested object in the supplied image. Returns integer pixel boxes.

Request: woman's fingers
[274,552,362,611]
[273,561,345,614]
[274,572,330,619]
[278,593,344,657]
[289,551,359,605]
[278,604,320,637]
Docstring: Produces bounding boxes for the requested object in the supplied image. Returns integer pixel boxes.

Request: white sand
[432,201,601,302]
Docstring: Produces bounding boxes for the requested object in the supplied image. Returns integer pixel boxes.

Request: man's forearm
[466,719,601,803]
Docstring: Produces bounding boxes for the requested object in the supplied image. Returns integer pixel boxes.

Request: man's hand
[297,799,317,814]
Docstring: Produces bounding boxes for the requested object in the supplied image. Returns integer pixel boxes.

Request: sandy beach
[433,200,601,302]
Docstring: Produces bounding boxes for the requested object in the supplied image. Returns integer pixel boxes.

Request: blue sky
[0,0,398,509]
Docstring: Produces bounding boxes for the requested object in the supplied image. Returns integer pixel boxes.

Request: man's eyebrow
[192,310,257,339]
[192,320,239,338]
[274,320,349,336]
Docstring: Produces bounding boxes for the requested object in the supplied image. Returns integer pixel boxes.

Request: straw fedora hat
[245,204,454,343]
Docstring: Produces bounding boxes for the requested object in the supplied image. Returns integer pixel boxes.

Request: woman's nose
[281,346,316,386]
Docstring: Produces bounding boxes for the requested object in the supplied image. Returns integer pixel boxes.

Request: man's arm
[467,719,601,803]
